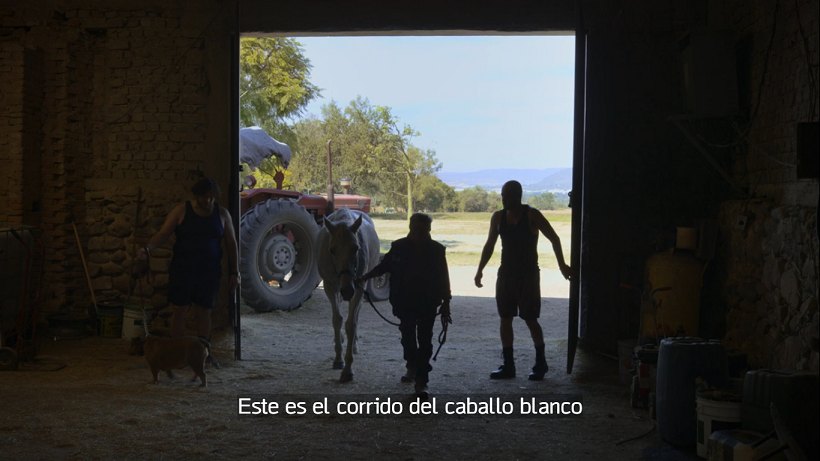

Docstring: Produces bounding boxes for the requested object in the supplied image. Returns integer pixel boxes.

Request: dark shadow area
[0,289,714,459]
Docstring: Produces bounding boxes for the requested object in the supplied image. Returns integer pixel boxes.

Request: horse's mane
[326,208,374,227]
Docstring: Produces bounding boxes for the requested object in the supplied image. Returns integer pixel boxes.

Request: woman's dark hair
[191,177,220,199]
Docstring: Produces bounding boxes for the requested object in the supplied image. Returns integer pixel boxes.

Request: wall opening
[235,33,578,357]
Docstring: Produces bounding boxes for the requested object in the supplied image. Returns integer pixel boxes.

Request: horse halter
[332,248,359,279]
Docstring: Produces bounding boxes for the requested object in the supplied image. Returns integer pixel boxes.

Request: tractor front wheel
[239,200,321,312]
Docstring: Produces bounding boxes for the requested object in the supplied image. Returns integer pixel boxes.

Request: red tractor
[238,127,388,312]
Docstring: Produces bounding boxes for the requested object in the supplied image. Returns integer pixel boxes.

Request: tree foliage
[458,187,491,212]
[448,187,504,212]
[414,174,457,212]
[239,37,320,183]
[527,192,559,210]
[288,117,328,193]
[237,39,462,214]
[240,38,320,132]
[289,98,442,216]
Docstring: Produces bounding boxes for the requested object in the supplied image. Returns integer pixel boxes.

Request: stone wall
[0,41,25,225]
[712,0,819,371]
[718,199,818,370]
[0,1,233,319]
[83,180,177,309]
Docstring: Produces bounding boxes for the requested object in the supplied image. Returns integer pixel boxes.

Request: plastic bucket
[122,304,145,340]
[696,392,742,458]
[97,302,123,338]
[656,337,729,447]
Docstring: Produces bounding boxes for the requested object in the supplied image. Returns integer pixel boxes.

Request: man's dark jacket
[366,236,451,313]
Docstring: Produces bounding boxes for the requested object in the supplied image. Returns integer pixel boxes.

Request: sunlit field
[371,209,572,269]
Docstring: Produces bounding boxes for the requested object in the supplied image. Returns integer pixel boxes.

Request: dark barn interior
[1,0,818,459]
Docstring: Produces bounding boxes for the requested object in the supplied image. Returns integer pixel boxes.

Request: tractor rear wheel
[239,199,320,312]
[366,255,390,301]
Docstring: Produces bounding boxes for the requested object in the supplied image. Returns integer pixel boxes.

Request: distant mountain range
[437,168,573,193]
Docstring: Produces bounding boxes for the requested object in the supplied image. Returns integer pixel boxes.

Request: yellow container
[643,250,704,339]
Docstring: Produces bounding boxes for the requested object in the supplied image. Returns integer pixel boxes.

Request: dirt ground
[0,265,675,461]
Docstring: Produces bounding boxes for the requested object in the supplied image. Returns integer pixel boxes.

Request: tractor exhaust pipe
[326,139,334,216]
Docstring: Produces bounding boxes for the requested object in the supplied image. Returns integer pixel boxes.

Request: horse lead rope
[130,250,154,337]
[358,281,449,360]
[432,315,448,362]
[359,283,400,326]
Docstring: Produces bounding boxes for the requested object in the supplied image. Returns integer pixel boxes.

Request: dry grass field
[372,209,572,267]
[371,209,573,298]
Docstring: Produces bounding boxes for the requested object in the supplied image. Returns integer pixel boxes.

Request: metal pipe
[230,25,242,361]
[326,139,334,215]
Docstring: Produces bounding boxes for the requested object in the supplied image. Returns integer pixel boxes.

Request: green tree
[487,190,502,212]
[414,174,456,212]
[338,98,391,196]
[239,37,320,184]
[458,186,491,212]
[289,117,328,193]
[289,97,441,218]
[290,99,385,198]
[528,192,558,210]
[341,98,440,218]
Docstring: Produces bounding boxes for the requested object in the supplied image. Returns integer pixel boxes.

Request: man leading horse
[360,213,452,398]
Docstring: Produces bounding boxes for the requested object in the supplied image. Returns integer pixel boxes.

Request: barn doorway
[233,33,583,374]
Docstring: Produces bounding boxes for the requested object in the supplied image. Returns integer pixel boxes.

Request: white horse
[317,209,382,382]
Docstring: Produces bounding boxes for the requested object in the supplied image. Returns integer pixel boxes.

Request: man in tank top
[137,178,239,347]
[475,180,572,380]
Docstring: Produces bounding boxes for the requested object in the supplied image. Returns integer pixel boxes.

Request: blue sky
[294,36,575,173]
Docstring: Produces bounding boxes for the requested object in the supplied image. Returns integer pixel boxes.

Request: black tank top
[171,201,224,277]
[499,205,538,277]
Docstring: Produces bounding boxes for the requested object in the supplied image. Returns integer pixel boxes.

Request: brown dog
[143,335,209,387]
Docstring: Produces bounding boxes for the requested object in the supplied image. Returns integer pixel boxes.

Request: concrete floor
[0,289,714,460]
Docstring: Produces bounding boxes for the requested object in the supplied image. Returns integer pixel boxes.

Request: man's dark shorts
[495,272,541,320]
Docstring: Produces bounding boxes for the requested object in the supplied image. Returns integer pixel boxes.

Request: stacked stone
[84,181,185,310]
[1,2,229,317]
[0,42,24,225]
[721,200,819,372]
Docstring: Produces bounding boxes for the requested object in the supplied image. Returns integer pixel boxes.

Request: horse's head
[323,214,363,301]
